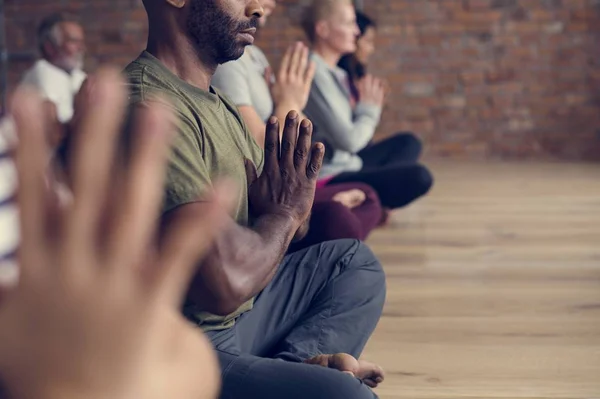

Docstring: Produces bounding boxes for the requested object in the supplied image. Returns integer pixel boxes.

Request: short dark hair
[37,13,80,57]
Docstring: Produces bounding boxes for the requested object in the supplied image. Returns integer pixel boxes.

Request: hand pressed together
[246,111,324,230]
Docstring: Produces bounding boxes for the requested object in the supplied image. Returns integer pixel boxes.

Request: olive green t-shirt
[124,51,264,331]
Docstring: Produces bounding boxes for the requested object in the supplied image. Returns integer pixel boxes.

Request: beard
[187,0,259,65]
[57,52,85,72]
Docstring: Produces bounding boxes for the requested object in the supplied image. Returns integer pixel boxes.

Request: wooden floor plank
[364,161,600,399]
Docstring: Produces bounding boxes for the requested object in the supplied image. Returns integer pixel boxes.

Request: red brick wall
[4,0,600,160]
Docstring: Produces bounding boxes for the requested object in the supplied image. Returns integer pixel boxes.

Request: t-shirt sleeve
[212,62,252,107]
[163,109,213,213]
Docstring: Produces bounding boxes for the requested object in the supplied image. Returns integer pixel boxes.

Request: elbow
[196,275,253,317]
[337,139,366,154]
[206,285,252,316]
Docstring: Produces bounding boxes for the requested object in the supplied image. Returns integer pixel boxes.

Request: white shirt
[20,59,86,123]
[212,46,274,122]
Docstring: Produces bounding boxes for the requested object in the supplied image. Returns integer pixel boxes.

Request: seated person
[20,13,87,150]
[212,0,383,251]
[338,10,377,104]
[302,0,434,210]
[124,1,386,399]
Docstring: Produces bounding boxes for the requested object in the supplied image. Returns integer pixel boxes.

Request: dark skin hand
[162,112,324,315]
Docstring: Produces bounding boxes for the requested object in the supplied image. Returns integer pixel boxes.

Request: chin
[216,45,246,65]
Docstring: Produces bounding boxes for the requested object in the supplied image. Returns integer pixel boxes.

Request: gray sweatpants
[206,239,386,399]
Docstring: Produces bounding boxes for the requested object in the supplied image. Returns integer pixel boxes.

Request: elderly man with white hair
[20,13,87,134]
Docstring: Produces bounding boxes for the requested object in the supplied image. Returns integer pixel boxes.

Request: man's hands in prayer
[0,69,231,399]
[246,111,324,231]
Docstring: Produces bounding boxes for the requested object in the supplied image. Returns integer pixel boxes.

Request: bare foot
[304,354,385,388]
[357,359,385,388]
[332,189,366,209]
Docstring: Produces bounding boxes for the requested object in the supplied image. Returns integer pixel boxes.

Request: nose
[248,0,265,19]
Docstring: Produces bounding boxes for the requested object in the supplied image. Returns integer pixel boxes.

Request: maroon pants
[288,183,383,253]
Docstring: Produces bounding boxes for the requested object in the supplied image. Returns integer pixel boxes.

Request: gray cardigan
[304,53,382,178]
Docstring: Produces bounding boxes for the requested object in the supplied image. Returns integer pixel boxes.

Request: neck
[312,43,342,68]
[146,26,215,91]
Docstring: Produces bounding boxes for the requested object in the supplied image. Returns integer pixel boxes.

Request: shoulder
[214,52,251,81]
[21,60,61,86]
[124,58,200,143]
[124,55,192,118]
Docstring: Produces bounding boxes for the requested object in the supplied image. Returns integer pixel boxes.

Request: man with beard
[124,1,386,397]
[21,13,87,128]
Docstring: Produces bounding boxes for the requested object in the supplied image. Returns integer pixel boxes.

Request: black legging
[328,133,433,209]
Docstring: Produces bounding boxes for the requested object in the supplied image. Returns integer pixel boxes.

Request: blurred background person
[338,10,377,105]
[302,0,433,211]
[20,13,86,150]
[212,0,385,251]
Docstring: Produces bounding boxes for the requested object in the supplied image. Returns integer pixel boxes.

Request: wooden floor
[364,161,600,399]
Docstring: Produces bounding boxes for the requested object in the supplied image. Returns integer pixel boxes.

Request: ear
[165,0,186,8]
[315,20,330,40]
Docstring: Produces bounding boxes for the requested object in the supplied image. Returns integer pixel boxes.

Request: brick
[2,0,598,161]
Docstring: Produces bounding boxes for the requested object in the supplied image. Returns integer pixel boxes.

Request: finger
[66,68,127,247]
[263,116,280,172]
[289,42,304,78]
[304,60,316,86]
[244,158,258,186]
[11,89,48,258]
[106,103,173,269]
[278,45,293,82]
[154,181,237,306]
[281,111,299,168]
[296,44,309,80]
[294,119,312,171]
[306,142,324,180]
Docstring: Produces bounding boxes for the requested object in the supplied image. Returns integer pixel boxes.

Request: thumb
[244,158,258,185]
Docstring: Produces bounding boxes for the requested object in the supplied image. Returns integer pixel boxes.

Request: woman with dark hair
[338,11,376,103]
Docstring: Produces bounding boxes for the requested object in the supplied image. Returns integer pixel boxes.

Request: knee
[414,164,434,196]
[347,242,386,304]
[313,202,363,241]
[392,132,422,155]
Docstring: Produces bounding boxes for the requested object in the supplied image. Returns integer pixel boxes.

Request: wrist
[261,211,302,232]
[275,101,301,116]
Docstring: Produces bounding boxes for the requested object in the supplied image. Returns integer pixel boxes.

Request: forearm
[187,212,298,315]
